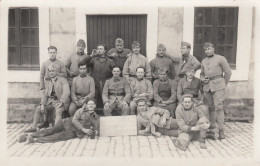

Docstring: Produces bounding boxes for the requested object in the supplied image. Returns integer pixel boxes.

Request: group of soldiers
[18,38,232,151]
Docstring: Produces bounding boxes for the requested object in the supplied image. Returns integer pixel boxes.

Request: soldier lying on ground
[18,100,99,144]
[136,98,179,137]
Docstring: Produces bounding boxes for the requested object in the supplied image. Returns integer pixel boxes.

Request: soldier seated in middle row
[153,68,178,118]
[68,62,95,116]
[129,67,153,115]
[102,66,131,116]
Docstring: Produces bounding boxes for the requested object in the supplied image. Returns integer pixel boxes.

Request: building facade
[0,1,255,122]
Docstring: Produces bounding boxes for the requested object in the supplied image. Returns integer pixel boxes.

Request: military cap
[181,41,191,48]
[136,98,148,104]
[184,66,195,73]
[77,39,86,46]
[203,42,214,49]
[48,64,59,71]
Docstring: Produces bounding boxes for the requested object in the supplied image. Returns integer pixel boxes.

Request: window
[193,7,238,68]
[8,8,39,70]
[86,15,147,56]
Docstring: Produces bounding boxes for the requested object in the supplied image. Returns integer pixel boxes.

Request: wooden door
[86,15,147,56]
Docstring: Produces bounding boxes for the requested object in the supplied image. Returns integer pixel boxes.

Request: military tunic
[200,54,232,129]
[123,53,152,80]
[150,55,176,80]
[65,53,90,86]
[69,75,95,116]
[129,78,153,115]
[153,79,178,117]
[107,48,132,71]
[102,77,131,116]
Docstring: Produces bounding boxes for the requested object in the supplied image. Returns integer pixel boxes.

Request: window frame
[8,7,40,71]
[193,7,239,69]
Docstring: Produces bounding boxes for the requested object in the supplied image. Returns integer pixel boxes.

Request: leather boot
[219,129,225,140]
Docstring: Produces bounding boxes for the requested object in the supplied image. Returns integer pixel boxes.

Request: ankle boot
[219,129,225,140]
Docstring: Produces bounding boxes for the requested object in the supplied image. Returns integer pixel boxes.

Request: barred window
[193,7,238,68]
[8,8,39,70]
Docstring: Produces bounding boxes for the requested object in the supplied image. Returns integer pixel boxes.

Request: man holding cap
[66,39,90,86]
[166,42,201,79]
[200,42,232,140]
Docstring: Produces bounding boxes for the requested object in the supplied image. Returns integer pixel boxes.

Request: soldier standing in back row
[200,42,232,140]
[66,39,90,86]
[166,42,201,80]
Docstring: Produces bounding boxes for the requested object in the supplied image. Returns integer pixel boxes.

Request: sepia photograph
[0,0,259,165]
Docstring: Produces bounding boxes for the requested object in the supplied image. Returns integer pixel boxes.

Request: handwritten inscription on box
[100,115,137,137]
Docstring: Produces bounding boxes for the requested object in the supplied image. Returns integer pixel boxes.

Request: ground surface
[7,122,253,158]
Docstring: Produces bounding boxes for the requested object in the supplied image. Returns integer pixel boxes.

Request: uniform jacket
[123,53,152,79]
[169,54,201,75]
[107,48,132,71]
[150,55,176,79]
[65,53,90,76]
[153,79,177,103]
[200,54,232,92]
[175,103,208,133]
[72,107,100,138]
[71,75,95,102]
[102,77,131,104]
[81,55,115,84]
[40,59,67,90]
[130,78,153,102]
[177,77,202,101]
[41,76,70,105]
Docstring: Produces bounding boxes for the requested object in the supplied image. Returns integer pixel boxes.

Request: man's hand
[69,71,75,77]
[161,101,169,105]
[40,104,45,113]
[198,101,204,106]
[160,118,167,127]
[104,102,110,108]
[122,101,128,107]
[108,52,117,58]
[201,77,209,84]
[159,103,167,107]
[81,128,93,135]
[95,130,99,136]
[191,126,200,131]
[126,53,132,58]
[144,126,151,133]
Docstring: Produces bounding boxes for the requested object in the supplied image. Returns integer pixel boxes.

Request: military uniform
[69,75,95,116]
[129,78,153,115]
[200,53,232,130]
[175,103,209,150]
[153,79,178,118]
[137,106,179,137]
[102,77,131,116]
[65,52,90,86]
[123,53,152,81]
[150,55,176,80]
[107,48,132,71]
[40,59,67,90]
[177,77,209,119]
[23,108,99,143]
[81,55,115,107]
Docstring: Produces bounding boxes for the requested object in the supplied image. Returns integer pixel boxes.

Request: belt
[108,92,125,96]
[129,74,136,78]
[207,75,223,80]
[179,74,185,78]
